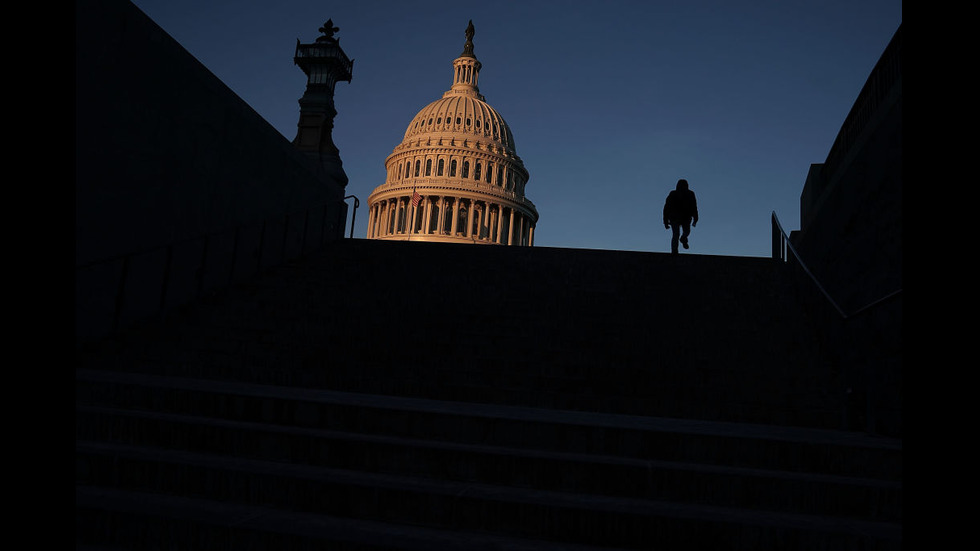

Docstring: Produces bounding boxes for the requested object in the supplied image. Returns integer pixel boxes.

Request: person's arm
[691,194,698,226]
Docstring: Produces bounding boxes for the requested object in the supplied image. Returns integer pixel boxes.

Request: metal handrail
[771,211,901,320]
[344,195,359,238]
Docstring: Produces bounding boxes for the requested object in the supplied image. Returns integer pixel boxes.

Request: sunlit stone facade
[366,21,538,245]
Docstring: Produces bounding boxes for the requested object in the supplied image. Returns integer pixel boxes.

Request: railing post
[772,213,781,261]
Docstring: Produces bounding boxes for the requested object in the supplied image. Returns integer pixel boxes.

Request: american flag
[411,191,421,207]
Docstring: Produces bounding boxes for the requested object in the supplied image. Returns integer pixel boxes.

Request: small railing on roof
[344,195,359,239]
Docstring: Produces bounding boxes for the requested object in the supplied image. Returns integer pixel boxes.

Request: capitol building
[366,22,538,245]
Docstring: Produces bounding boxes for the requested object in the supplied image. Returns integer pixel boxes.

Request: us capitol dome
[366,21,538,245]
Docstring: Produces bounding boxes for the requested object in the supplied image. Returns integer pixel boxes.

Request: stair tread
[76,445,902,541]
[76,368,899,452]
[77,485,629,551]
[76,406,902,489]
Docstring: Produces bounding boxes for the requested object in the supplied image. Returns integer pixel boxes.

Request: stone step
[75,369,901,481]
[76,442,901,550]
[76,406,902,521]
[77,358,841,429]
[75,485,667,551]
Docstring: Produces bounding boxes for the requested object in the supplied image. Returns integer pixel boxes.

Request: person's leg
[680,222,691,248]
[670,224,680,254]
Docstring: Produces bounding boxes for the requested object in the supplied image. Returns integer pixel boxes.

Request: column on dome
[384,200,392,236]
[485,203,492,241]
[529,224,535,247]
[436,197,446,234]
[507,208,515,246]
[478,202,487,240]
[438,197,446,235]
[471,202,480,239]
[471,200,479,238]
[486,205,493,242]
[485,203,493,241]
[434,197,442,234]
[367,205,374,239]
[378,201,386,236]
[450,197,460,236]
[385,199,398,235]
[387,200,396,236]
[378,201,387,237]
[494,205,502,244]
[427,196,436,234]
[494,205,503,244]
[395,198,404,234]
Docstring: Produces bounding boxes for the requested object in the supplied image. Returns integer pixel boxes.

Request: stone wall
[76,0,350,342]
[790,25,902,436]
[794,25,902,315]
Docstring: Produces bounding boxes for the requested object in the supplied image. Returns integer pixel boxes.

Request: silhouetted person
[663,179,698,254]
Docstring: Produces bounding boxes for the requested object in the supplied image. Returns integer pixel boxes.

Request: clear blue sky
[131,0,901,257]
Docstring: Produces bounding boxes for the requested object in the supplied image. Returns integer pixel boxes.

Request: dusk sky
[130,0,901,257]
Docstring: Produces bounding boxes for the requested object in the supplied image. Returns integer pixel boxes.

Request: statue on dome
[461,20,475,56]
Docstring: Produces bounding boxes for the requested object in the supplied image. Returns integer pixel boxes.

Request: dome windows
[437,159,445,176]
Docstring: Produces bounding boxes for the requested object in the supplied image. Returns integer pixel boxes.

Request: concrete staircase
[76,239,902,550]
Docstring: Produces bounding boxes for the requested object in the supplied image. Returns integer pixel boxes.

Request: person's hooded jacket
[663,180,698,226]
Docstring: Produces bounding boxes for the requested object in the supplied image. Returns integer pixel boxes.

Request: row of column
[368,195,534,246]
